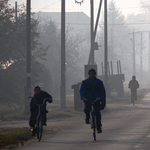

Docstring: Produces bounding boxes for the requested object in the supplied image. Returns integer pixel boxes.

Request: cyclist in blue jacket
[80,69,106,133]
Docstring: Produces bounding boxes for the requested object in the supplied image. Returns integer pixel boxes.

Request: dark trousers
[84,101,102,129]
[29,112,37,128]
[29,107,47,128]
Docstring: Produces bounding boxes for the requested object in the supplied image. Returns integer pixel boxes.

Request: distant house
[34,12,90,35]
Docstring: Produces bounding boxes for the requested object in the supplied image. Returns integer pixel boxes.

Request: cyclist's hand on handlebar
[29,97,36,102]
[47,98,53,103]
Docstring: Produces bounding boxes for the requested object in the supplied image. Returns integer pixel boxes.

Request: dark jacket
[79,78,106,106]
[30,91,52,113]
[128,80,139,89]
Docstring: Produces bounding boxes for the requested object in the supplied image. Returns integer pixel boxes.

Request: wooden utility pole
[25,0,31,114]
[60,0,66,109]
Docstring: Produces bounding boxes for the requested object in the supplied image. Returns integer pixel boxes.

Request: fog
[0,0,149,108]
[0,0,150,110]
[33,0,150,95]
[1,0,150,149]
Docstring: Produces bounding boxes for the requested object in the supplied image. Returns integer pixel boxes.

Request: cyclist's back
[128,76,139,101]
[129,80,139,89]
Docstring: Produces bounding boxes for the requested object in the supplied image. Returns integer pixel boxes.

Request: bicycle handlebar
[29,97,48,106]
[83,98,101,103]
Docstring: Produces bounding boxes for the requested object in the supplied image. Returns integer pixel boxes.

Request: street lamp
[75,0,83,5]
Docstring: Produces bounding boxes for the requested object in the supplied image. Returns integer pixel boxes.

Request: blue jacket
[79,78,106,105]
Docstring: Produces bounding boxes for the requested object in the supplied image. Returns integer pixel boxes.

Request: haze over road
[17,93,150,150]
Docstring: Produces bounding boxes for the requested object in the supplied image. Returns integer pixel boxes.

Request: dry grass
[0,128,31,149]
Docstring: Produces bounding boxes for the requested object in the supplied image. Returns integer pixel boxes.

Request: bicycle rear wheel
[132,94,135,106]
[37,117,43,142]
[92,115,96,141]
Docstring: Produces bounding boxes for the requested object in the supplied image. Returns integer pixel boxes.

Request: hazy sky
[9,0,143,18]
[8,0,150,71]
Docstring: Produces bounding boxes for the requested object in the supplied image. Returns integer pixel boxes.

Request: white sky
[9,0,143,18]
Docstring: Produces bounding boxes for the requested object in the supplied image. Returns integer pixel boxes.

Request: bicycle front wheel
[37,117,43,142]
[133,98,134,106]
[92,115,96,141]
[131,94,135,106]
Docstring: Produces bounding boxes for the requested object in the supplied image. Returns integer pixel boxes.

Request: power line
[112,35,130,38]
[39,0,61,9]
[109,5,150,10]
[32,5,150,11]
[51,22,150,26]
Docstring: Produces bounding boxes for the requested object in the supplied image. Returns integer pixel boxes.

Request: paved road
[17,93,150,150]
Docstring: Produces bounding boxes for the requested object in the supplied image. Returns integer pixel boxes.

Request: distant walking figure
[128,76,139,101]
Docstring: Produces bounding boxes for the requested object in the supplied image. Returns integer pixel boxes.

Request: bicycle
[131,89,136,106]
[83,98,101,141]
[29,97,48,142]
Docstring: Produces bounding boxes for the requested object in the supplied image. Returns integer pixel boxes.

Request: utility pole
[94,0,103,39]
[132,29,136,76]
[88,0,103,65]
[90,0,94,65]
[149,31,150,72]
[25,0,31,114]
[15,1,17,22]
[140,32,143,81]
[60,0,66,109]
[111,7,114,55]
[104,0,108,93]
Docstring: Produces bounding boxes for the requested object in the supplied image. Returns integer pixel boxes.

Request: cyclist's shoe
[85,119,91,124]
[97,128,102,133]
[31,128,35,137]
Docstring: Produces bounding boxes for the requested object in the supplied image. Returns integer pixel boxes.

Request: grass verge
[0,128,31,149]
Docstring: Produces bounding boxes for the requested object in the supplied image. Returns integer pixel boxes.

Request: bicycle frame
[91,102,97,129]
[29,97,48,141]
[131,89,136,106]
[30,97,47,120]
[35,98,47,128]
[83,98,100,141]
[84,98,100,114]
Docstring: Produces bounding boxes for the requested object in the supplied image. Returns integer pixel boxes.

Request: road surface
[15,93,150,150]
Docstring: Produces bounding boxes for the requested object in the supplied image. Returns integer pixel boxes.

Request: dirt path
[1,92,149,150]
[15,93,150,150]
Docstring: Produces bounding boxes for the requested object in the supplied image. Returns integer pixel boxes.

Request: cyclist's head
[88,69,96,79]
[34,86,41,94]
[132,76,136,80]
